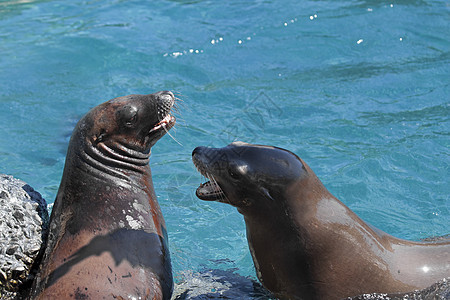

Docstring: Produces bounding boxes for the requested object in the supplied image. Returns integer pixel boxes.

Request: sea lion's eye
[126,114,137,126]
[119,106,138,127]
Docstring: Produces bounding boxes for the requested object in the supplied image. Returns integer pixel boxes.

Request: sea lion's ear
[261,187,275,202]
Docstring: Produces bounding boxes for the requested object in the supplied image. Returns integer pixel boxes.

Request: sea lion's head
[192,141,307,213]
[85,91,175,151]
[69,91,176,178]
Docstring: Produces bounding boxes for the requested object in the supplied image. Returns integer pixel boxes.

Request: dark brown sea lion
[30,91,176,299]
[192,141,450,300]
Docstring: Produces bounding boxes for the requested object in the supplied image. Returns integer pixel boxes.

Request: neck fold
[78,140,150,184]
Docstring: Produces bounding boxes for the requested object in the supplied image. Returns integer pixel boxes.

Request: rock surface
[0,174,49,299]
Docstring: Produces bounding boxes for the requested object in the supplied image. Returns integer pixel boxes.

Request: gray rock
[0,174,49,300]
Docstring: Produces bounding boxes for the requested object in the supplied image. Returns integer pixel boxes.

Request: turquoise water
[0,0,448,293]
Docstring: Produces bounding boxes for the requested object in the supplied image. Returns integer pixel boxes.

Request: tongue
[196,181,225,201]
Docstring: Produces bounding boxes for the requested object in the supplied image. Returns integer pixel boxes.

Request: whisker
[174,97,184,105]
[163,124,183,146]
[210,174,218,192]
[202,174,207,185]
[172,106,182,115]
[172,116,187,126]
[210,174,228,204]
[172,93,191,114]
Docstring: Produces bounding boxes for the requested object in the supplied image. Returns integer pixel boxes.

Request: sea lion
[192,141,450,300]
[30,91,176,299]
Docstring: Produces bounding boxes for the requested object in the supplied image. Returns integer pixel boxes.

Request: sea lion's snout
[158,90,174,101]
[192,146,228,201]
[156,91,175,109]
[191,146,209,177]
[192,146,205,158]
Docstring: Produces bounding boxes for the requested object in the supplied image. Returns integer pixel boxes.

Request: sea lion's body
[192,142,450,299]
[30,92,176,299]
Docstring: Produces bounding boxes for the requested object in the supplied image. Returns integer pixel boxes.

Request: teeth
[149,114,172,133]
[157,114,172,125]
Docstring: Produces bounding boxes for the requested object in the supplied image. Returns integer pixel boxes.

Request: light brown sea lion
[192,141,450,300]
[30,91,176,299]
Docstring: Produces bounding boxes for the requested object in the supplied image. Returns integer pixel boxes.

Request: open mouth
[196,180,225,201]
[193,157,226,201]
[149,114,176,134]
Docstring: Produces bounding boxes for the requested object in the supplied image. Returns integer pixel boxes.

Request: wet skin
[30,91,176,300]
[192,141,450,300]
